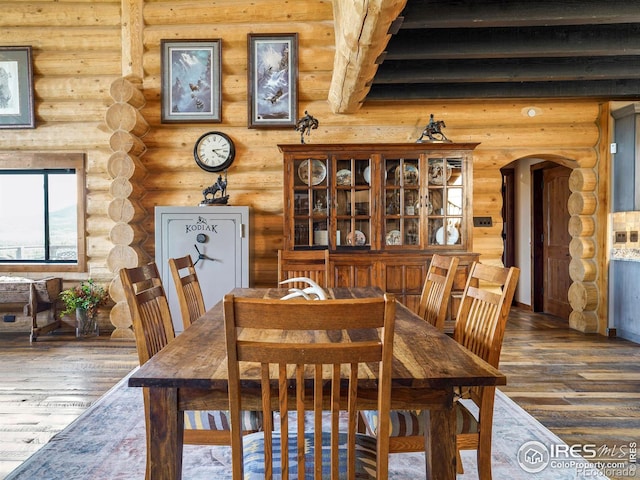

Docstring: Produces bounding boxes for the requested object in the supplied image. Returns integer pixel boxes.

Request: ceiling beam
[373,57,640,84]
[367,79,640,100]
[400,0,640,29]
[328,0,407,114]
[384,24,640,61]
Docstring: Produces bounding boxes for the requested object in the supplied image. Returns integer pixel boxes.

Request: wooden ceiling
[328,0,640,112]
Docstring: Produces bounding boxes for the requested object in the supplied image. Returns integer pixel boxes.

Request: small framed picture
[161,39,222,123]
[248,33,298,129]
[0,46,35,129]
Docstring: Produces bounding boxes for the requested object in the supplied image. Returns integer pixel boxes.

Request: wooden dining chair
[360,262,519,480]
[416,254,459,331]
[452,262,520,479]
[277,249,330,289]
[168,254,206,330]
[223,293,396,480]
[119,262,262,454]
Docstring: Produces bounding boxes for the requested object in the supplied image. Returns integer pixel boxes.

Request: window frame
[0,152,86,273]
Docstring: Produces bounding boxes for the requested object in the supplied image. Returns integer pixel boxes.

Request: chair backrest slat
[417,254,459,331]
[278,249,330,289]
[224,293,395,480]
[168,255,206,329]
[454,262,520,369]
[119,262,175,365]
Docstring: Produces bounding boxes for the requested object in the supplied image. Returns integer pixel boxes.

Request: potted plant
[59,279,108,337]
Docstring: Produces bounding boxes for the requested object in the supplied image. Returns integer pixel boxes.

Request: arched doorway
[501,156,577,321]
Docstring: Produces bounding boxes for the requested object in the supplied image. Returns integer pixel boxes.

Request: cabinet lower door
[381,261,428,312]
[330,255,428,310]
[331,257,376,289]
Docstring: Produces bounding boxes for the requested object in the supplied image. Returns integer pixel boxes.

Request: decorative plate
[346,230,366,246]
[386,230,402,246]
[394,164,419,185]
[336,169,352,186]
[363,166,371,185]
[298,159,327,186]
[435,225,459,245]
[428,159,453,185]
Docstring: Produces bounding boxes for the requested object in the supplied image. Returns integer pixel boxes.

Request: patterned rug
[4,371,612,480]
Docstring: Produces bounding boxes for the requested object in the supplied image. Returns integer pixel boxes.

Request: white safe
[155,206,250,333]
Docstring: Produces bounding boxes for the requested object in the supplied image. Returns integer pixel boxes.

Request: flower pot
[75,308,99,337]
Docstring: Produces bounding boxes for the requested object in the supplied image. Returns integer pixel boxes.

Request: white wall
[513,158,544,306]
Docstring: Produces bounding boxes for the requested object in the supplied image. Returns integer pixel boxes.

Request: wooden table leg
[147,387,184,480]
[424,396,456,480]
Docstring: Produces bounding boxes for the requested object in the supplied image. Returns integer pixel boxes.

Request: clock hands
[193,244,216,265]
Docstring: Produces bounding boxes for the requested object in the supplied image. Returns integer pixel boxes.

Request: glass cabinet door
[426,157,463,247]
[282,143,472,252]
[383,156,421,248]
[293,157,329,247]
[334,157,371,248]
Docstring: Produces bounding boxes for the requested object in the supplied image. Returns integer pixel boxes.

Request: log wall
[0,0,612,335]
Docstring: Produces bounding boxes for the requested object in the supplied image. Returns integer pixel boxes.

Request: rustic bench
[0,277,63,342]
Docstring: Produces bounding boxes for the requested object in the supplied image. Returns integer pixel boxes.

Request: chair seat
[361,401,478,437]
[184,410,263,432]
[242,431,379,479]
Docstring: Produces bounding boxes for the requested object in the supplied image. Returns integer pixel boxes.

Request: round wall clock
[193,131,235,172]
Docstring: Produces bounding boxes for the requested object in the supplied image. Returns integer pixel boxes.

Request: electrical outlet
[631,231,638,242]
[473,216,493,227]
[615,231,628,243]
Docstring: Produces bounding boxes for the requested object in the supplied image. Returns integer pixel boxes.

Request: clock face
[194,131,235,172]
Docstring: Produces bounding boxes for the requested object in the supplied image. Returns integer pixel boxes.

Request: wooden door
[501,168,515,268]
[541,165,572,319]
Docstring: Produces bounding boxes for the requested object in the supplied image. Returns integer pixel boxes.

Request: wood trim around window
[0,152,87,273]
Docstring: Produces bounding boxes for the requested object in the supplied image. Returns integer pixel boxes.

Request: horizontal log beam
[143,0,332,25]
[0,3,120,27]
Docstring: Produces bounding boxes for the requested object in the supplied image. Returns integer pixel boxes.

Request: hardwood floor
[500,308,640,458]
[0,307,638,479]
[0,329,138,479]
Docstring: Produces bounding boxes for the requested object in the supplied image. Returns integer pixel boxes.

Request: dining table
[128,287,506,480]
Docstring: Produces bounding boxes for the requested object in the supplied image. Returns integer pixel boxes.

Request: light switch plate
[473,216,493,227]
[615,231,627,243]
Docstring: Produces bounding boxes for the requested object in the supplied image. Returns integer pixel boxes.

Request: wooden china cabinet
[279,143,479,318]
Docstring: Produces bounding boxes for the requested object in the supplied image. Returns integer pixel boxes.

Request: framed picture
[248,33,298,128]
[161,39,221,123]
[0,46,34,129]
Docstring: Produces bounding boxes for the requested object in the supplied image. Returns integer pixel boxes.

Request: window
[0,153,86,272]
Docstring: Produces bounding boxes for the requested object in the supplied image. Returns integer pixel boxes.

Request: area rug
[4,371,611,480]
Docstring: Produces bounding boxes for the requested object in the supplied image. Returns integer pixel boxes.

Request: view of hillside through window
[0,171,77,263]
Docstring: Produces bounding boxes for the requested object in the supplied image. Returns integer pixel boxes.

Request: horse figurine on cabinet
[417,114,451,143]
[200,174,229,205]
[294,110,319,144]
